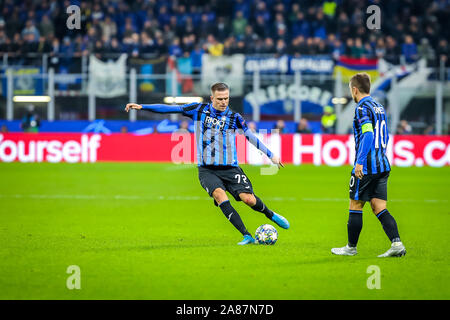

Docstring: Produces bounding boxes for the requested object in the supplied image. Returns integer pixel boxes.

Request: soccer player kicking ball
[125,82,289,245]
[331,73,406,257]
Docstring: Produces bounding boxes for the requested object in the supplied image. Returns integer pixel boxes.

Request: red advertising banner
[0,133,449,167]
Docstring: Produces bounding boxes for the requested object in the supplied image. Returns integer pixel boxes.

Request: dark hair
[210,82,229,94]
[349,73,371,94]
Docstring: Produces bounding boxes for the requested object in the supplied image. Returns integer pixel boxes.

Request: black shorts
[349,171,390,202]
[198,165,254,206]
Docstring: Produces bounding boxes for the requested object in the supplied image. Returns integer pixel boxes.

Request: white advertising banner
[88,54,127,98]
[201,54,245,96]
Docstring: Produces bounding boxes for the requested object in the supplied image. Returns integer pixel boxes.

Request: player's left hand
[355,164,364,179]
[271,155,284,169]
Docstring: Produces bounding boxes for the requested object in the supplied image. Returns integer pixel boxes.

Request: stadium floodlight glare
[13,95,52,103]
[331,97,348,105]
[163,96,203,104]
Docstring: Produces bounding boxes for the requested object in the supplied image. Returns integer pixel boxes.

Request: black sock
[251,195,274,219]
[376,209,401,243]
[219,200,251,236]
[347,210,363,248]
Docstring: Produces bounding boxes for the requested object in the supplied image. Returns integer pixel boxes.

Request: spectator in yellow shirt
[206,34,224,56]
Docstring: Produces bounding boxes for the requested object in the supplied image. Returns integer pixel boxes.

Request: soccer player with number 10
[332,73,406,257]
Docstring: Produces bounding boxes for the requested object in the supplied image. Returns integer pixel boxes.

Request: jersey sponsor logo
[205,115,226,130]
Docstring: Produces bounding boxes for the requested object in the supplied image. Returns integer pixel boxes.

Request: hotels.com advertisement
[0,133,449,167]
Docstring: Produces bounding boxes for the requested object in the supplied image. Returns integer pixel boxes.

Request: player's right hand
[125,103,142,112]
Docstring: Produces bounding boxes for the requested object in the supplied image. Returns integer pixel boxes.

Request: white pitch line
[0,194,447,203]
[302,198,346,202]
[301,197,449,204]
[0,194,296,201]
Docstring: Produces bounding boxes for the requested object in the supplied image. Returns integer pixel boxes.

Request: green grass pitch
[0,162,449,300]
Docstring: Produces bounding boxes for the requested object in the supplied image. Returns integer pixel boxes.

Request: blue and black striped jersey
[141,102,273,167]
[353,96,391,175]
[182,103,273,167]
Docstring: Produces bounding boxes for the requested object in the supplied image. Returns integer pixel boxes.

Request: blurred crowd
[0,0,449,70]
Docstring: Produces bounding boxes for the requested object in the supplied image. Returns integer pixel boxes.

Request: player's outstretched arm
[125,103,185,113]
[244,129,284,169]
[235,113,284,169]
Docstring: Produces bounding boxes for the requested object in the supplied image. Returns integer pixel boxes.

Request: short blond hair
[210,82,229,94]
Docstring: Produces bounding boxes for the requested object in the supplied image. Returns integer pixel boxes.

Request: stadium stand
[0,0,448,70]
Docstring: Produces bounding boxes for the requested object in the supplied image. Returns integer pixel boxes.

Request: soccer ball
[255,224,278,245]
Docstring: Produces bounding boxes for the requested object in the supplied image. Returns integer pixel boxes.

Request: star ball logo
[66,5,81,30]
